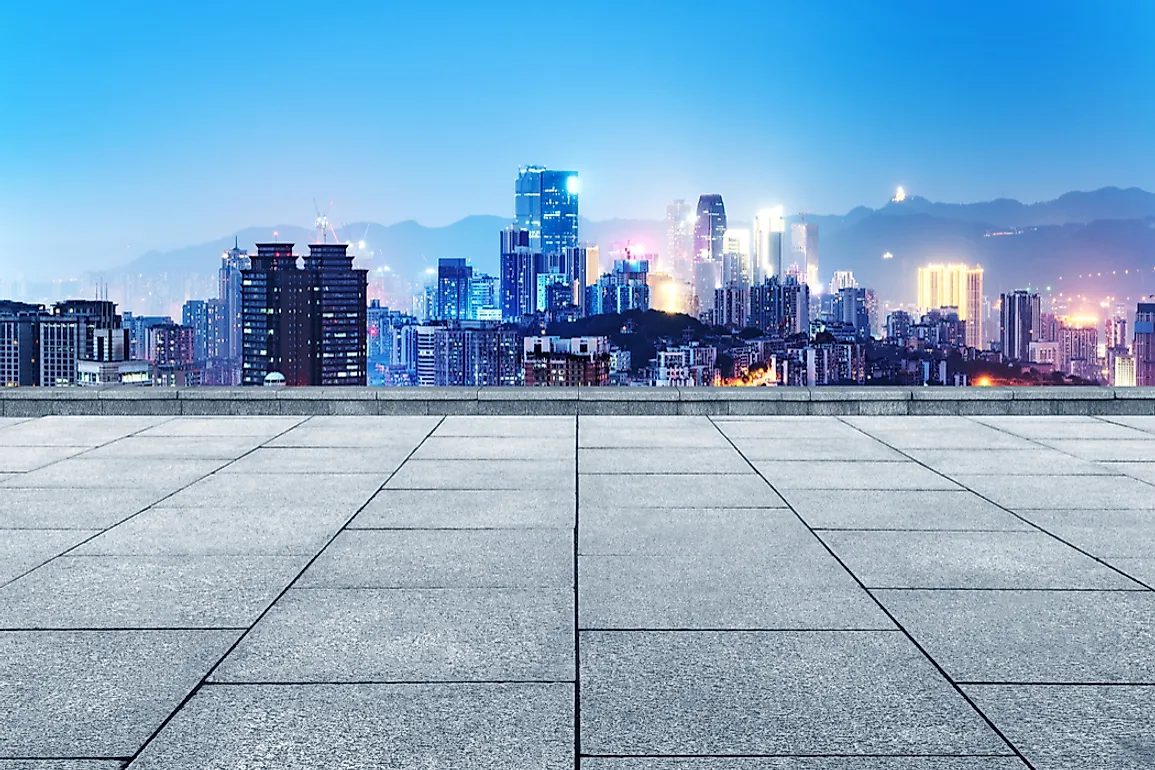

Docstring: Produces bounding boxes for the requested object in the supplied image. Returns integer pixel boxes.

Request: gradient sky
[2,0,1154,274]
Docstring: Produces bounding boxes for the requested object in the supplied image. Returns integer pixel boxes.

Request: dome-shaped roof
[263,371,286,387]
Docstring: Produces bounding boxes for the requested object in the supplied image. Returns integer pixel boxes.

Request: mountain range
[107,187,1155,305]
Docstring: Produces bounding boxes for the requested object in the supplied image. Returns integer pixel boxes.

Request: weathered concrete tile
[386,459,573,490]
[435,415,574,438]
[1035,439,1155,461]
[0,445,89,472]
[0,762,126,769]
[580,473,783,509]
[163,473,387,512]
[81,435,265,460]
[138,416,303,438]
[298,529,572,588]
[582,760,1026,769]
[879,589,1155,683]
[579,419,731,448]
[412,436,574,460]
[579,447,751,474]
[952,474,1155,509]
[72,506,348,557]
[4,458,225,491]
[1015,509,1155,557]
[352,488,574,529]
[905,448,1120,475]
[0,416,168,446]
[581,630,1008,756]
[1108,462,1155,484]
[781,489,1029,530]
[0,529,100,585]
[213,588,573,682]
[852,425,1036,450]
[964,684,1155,769]
[220,446,412,475]
[1100,415,1155,434]
[130,683,573,769]
[752,460,960,490]
[0,487,165,529]
[265,416,438,446]
[729,437,907,461]
[974,416,1151,440]
[821,530,1141,589]
[0,629,237,757]
[1106,558,1155,587]
[0,555,305,628]
[713,416,865,440]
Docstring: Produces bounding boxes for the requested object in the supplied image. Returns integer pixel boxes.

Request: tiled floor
[2,414,1155,769]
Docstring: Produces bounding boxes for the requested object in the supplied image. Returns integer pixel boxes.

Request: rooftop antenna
[313,198,340,244]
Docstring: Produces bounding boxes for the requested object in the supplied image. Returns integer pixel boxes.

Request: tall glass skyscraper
[515,166,579,255]
[693,194,727,263]
[435,258,473,321]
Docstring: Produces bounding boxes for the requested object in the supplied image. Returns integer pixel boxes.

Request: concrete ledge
[2,387,1155,417]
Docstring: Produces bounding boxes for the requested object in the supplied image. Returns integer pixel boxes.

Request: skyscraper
[791,221,819,289]
[721,228,751,288]
[999,290,1040,363]
[514,166,545,250]
[500,227,538,321]
[219,238,250,363]
[693,195,727,263]
[1133,302,1155,386]
[665,200,693,281]
[752,207,785,284]
[917,264,984,349]
[515,166,578,255]
[436,258,473,321]
[305,243,368,386]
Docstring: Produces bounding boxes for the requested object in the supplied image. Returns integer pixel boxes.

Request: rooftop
[1,409,1154,769]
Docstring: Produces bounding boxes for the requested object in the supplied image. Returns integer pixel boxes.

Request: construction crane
[312,198,340,244]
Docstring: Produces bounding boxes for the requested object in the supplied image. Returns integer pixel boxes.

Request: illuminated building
[886,310,913,343]
[1113,354,1136,387]
[721,228,751,287]
[1105,314,1128,350]
[469,274,501,321]
[693,194,727,262]
[833,287,871,338]
[584,246,600,288]
[432,322,522,386]
[219,238,250,365]
[665,200,694,281]
[182,299,224,363]
[1135,302,1155,386]
[713,284,750,329]
[523,336,610,386]
[435,258,473,321]
[752,207,785,283]
[587,260,650,315]
[749,276,809,337]
[1029,341,1060,368]
[1058,324,1098,374]
[829,271,857,293]
[791,222,819,289]
[516,166,578,255]
[916,264,984,349]
[514,166,545,250]
[999,290,1040,363]
[692,261,720,314]
[500,227,539,321]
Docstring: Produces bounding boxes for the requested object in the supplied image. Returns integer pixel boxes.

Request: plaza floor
[1,414,1155,769]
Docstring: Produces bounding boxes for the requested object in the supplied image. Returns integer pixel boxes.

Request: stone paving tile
[579,447,753,474]
[0,416,169,446]
[1100,415,1155,434]
[0,762,126,769]
[137,416,304,438]
[0,629,237,757]
[580,473,783,509]
[727,437,908,461]
[579,419,732,448]
[163,472,388,512]
[213,588,573,683]
[582,760,1028,769]
[265,416,438,447]
[974,416,1152,440]
[951,473,1155,509]
[0,445,90,472]
[298,529,573,588]
[850,425,1037,450]
[963,684,1155,769]
[352,488,574,529]
[904,448,1119,476]
[713,416,867,440]
[72,506,349,557]
[781,489,1029,530]
[580,630,1010,756]
[1014,509,1155,557]
[877,589,1155,683]
[821,530,1141,589]
[81,435,265,460]
[386,459,573,490]
[0,529,100,585]
[580,507,803,555]
[0,555,306,628]
[129,683,573,769]
[413,436,575,460]
[1105,558,1155,587]
[3,458,226,491]
[0,488,166,529]
[1035,439,1155,461]
[752,460,961,491]
[219,446,413,475]
[436,415,575,438]
[1104,462,1155,484]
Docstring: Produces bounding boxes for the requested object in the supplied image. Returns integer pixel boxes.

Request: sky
[2,0,1154,275]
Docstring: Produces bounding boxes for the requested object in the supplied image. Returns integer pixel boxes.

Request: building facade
[917,264,985,349]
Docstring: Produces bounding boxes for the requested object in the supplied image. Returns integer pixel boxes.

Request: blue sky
[2,0,1154,273]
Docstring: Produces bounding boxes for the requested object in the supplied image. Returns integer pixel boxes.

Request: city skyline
[3,1,1155,272]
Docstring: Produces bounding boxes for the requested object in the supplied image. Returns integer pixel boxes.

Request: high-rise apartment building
[713,284,750,329]
[693,195,727,263]
[147,324,195,366]
[750,277,809,337]
[0,301,42,386]
[721,229,752,288]
[1058,324,1098,374]
[500,227,539,321]
[436,258,473,321]
[917,264,984,349]
[665,200,694,281]
[791,222,819,289]
[999,290,1041,363]
[304,243,368,386]
[587,260,651,316]
[752,207,785,284]
[829,271,857,293]
[834,287,871,337]
[432,322,522,386]
[1134,302,1155,386]
[514,166,545,249]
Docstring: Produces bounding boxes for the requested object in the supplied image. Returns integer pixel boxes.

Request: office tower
[0,301,43,386]
[523,336,611,386]
[693,260,720,315]
[693,195,727,262]
[713,284,750,328]
[147,324,195,366]
[515,166,579,254]
[182,299,225,362]
[999,290,1041,363]
[413,325,438,386]
[367,300,390,359]
[721,228,751,288]
[241,242,367,387]
[917,263,984,349]
[500,227,539,321]
[584,246,600,287]
[514,166,545,249]
[752,207,786,284]
[1113,354,1137,386]
[749,277,809,337]
[1105,314,1128,350]
[791,221,819,288]
[219,238,250,364]
[886,310,913,343]
[665,200,693,281]
[829,271,857,293]
[1133,302,1155,385]
[468,274,501,320]
[436,258,473,321]
[835,287,871,337]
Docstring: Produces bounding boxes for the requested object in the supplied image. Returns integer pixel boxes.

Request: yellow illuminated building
[917,263,985,348]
